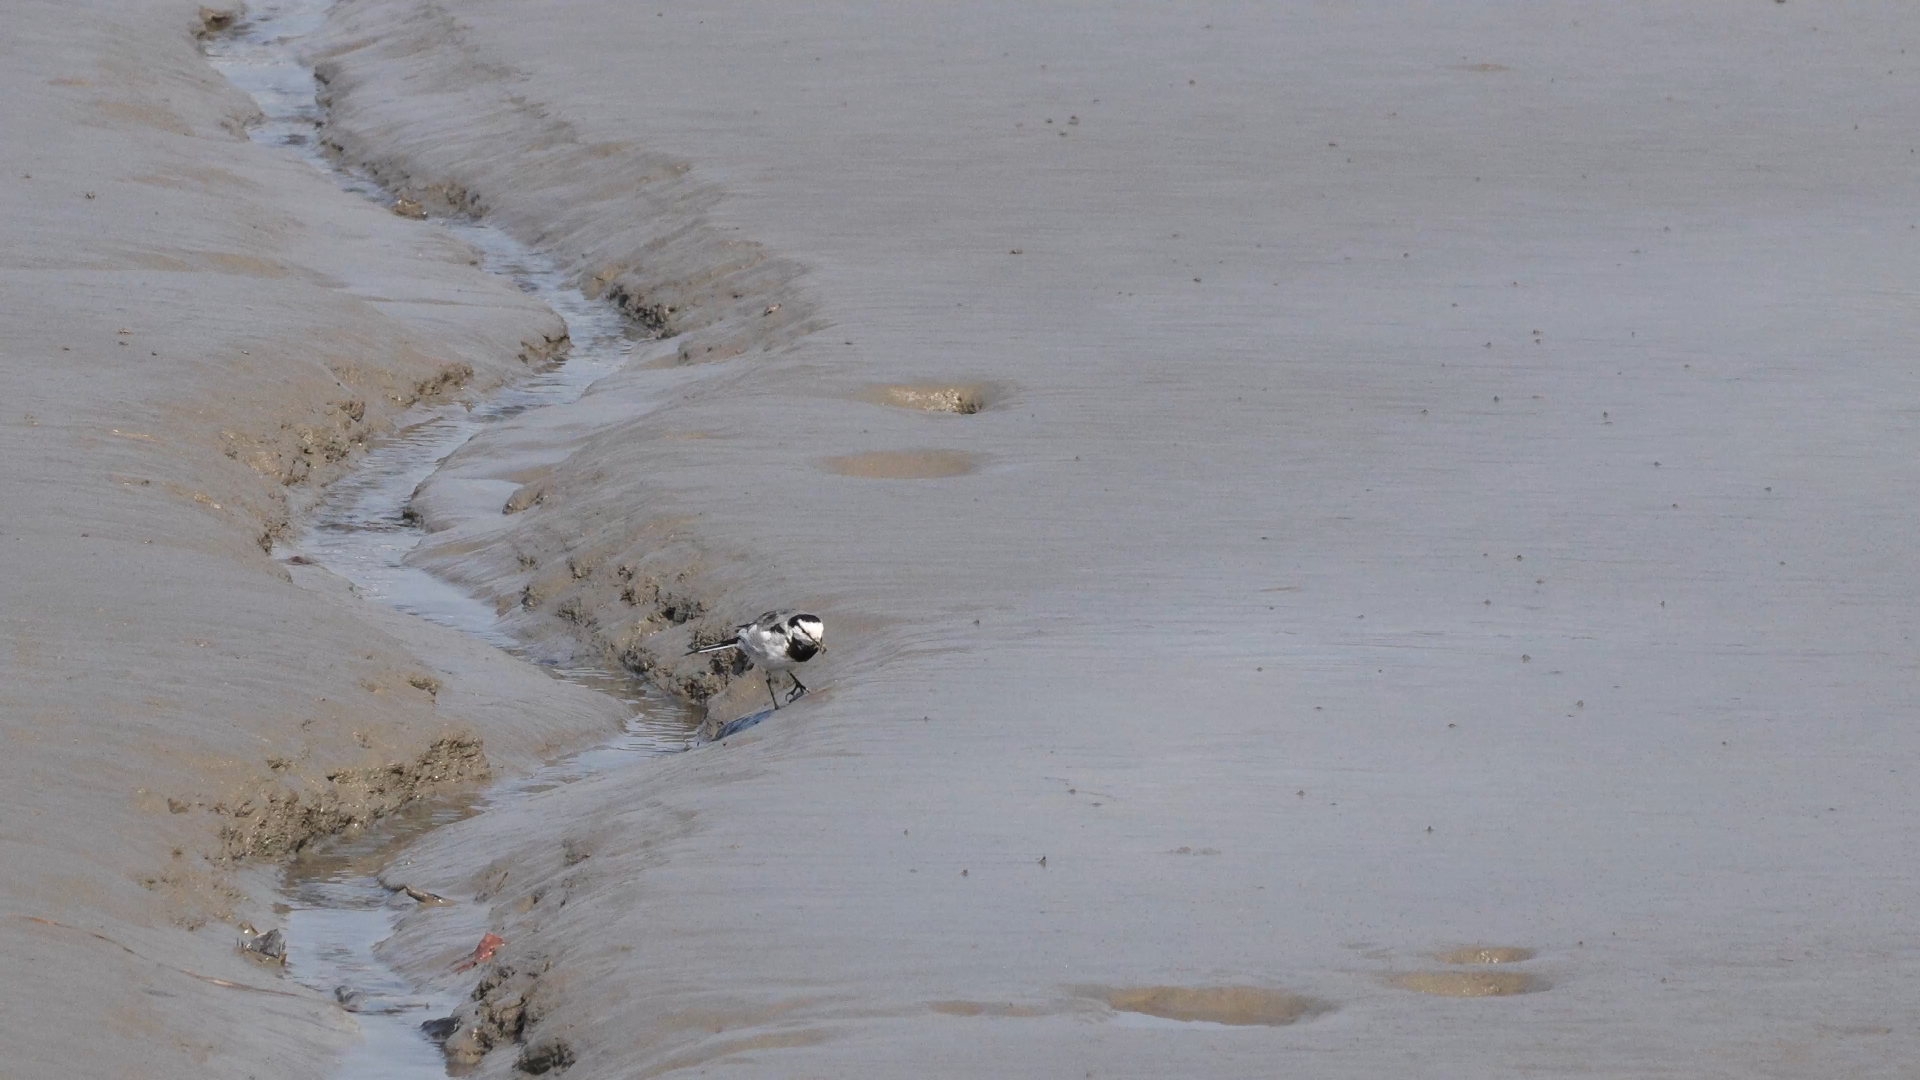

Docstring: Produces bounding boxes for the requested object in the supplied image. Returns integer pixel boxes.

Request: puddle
[1099,985,1328,1027]
[205,4,697,1077]
[819,448,979,478]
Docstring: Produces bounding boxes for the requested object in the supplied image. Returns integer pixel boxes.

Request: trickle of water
[205,5,693,1076]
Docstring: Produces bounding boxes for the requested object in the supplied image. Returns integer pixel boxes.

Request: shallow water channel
[205,5,695,1076]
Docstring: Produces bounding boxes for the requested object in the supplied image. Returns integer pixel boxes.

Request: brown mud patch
[1098,985,1327,1026]
[208,736,489,861]
[1435,946,1535,965]
[1393,971,1543,997]
[856,383,996,415]
[819,449,978,479]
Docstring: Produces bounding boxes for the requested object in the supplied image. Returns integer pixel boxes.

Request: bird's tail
[687,640,740,655]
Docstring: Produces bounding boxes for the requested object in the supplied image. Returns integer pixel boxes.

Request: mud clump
[858,383,993,414]
[211,736,488,860]
[1101,985,1327,1026]
[601,282,673,336]
[194,5,242,38]
[442,958,551,1068]
[518,332,571,369]
[503,482,547,515]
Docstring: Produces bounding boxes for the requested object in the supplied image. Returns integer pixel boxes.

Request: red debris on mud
[453,932,506,972]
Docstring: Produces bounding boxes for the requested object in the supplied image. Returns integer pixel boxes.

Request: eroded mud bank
[301,2,1920,1076]
[0,2,634,1076]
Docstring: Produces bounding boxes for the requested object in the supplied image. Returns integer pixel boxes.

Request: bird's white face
[789,615,825,649]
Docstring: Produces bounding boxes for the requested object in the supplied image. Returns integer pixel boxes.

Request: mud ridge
[309,4,817,359]
[301,0,859,731]
[200,735,490,862]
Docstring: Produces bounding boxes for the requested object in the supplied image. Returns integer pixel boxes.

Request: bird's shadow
[705,684,811,743]
[709,708,773,741]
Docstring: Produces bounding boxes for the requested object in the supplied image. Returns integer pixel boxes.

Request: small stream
[205,4,696,1076]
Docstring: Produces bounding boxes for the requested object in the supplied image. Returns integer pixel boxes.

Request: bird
[688,610,825,711]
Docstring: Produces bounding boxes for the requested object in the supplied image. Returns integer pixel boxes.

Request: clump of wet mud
[518,331,571,369]
[503,481,548,515]
[192,4,243,39]
[857,383,994,415]
[437,956,555,1068]
[206,736,489,860]
[1100,985,1328,1026]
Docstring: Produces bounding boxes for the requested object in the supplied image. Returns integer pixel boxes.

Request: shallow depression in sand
[1102,986,1327,1026]
[1435,945,1536,965]
[819,448,979,478]
[1393,971,1544,997]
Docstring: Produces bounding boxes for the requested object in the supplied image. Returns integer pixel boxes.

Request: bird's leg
[786,671,808,703]
[766,672,782,711]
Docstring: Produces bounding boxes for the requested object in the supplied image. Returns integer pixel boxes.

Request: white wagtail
[688,610,825,710]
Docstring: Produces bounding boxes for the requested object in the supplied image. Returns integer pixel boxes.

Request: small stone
[238,927,286,964]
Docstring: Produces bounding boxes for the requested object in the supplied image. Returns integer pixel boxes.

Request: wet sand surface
[7,0,1920,1077]
[296,1,1920,1076]
[0,2,635,1077]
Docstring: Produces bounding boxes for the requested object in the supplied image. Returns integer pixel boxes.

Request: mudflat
[298,1,1920,1076]
[8,0,1920,1077]
[0,4,626,1077]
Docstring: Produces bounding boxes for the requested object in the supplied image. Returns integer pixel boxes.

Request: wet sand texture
[1435,946,1536,965]
[306,0,1920,1075]
[11,0,1920,1075]
[0,3,626,1077]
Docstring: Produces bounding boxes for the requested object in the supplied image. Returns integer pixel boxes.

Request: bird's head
[788,613,825,653]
